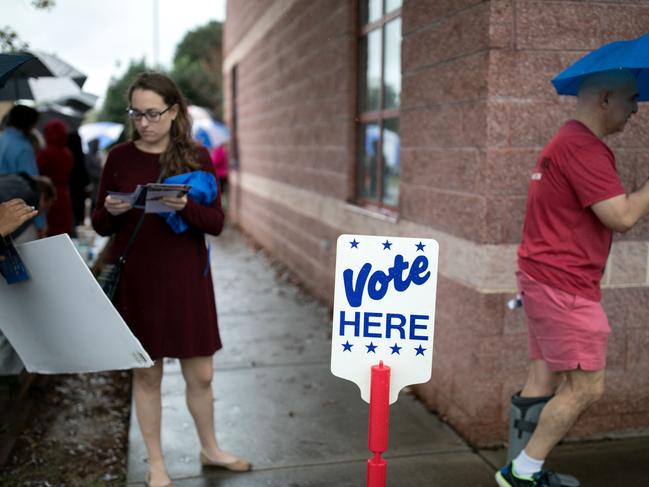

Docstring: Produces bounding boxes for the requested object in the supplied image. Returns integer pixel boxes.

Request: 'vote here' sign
[330,235,439,404]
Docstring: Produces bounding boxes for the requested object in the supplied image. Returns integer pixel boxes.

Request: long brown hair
[127,72,200,177]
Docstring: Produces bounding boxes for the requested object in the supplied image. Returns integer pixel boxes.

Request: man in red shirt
[497,68,647,487]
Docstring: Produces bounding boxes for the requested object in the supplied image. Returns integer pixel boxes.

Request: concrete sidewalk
[126,226,649,486]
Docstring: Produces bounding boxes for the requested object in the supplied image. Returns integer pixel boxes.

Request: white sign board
[331,235,438,404]
[0,235,153,373]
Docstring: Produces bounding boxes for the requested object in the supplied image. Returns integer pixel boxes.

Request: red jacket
[37,119,74,236]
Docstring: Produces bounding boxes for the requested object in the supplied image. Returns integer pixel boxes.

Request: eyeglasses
[126,106,172,122]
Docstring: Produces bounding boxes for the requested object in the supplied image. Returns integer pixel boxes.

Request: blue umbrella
[552,32,649,101]
[78,122,124,151]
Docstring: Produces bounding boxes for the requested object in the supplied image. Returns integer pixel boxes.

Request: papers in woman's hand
[108,183,191,213]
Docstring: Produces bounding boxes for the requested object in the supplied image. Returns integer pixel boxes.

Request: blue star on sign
[415,345,426,356]
[416,241,425,251]
[382,240,392,250]
[342,341,353,352]
[366,342,378,353]
[390,343,402,355]
[350,239,359,249]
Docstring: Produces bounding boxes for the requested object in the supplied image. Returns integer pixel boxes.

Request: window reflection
[359,30,382,112]
[360,0,383,25]
[385,0,402,14]
[382,119,400,206]
[358,123,378,199]
[384,18,401,109]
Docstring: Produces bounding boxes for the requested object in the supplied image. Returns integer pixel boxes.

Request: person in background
[37,119,74,236]
[84,138,103,210]
[0,105,39,175]
[92,72,249,487]
[67,131,90,229]
[0,104,45,239]
[210,143,228,204]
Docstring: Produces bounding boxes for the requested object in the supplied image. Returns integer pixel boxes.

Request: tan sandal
[199,451,252,472]
[145,470,173,487]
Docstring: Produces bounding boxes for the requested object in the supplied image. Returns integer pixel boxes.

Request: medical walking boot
[507,392,581,487]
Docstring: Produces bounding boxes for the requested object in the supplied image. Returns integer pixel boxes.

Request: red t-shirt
[518,120,626,302]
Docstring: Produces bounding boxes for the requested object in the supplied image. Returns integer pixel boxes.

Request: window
[357,0,402,210]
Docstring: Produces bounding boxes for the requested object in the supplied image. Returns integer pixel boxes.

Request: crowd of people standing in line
[0,104,104,242]
[0,73,235,487]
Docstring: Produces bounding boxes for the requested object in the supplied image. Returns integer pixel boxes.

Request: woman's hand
[0,199,38,237]
[161,195,188,212]
[104,195,133,216]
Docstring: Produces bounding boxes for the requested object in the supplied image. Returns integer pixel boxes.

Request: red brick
[482,148,538,196]
[602,287,649,330]
[626,327,649,371]
[608,241,648,287]
[400,184,488,241]
[507,100,574,148]
[402,4,490,70]
[605,323,626,372]
[402,0,485,34]
[436,276,506,336]
[402,51,489,108]
[484,195,527,243]
[607,110,649,151]
[488,50,570,100]
[401,103,484,148]
[488,0,515,49]
[516,2,601,50]
[400,147,481,193]
[599,4,649,42]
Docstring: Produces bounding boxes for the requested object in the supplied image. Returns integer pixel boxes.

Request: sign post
[367,361,390,487]
[331,234,439,486]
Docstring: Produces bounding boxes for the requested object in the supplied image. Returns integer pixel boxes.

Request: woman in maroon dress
[92,73,249,487]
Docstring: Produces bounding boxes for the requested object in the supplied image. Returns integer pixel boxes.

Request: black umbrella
[0,53,51,91]
[35,51,87,88]
[0,50,86,101]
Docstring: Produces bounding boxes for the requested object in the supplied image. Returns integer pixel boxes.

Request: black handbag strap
[116,170,163,265]
[116,211,146,265]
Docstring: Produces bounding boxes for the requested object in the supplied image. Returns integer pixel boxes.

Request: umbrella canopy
[188,105,229,150]
[35,51,87,88]
[55,91,98,113]
[0,53,49,88]
[192,118,230,150]
[27,76,82,102]
[0,50,87,101]
[79,122,124,152]
[552,32,649,101]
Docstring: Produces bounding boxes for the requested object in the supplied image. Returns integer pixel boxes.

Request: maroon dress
[92,142,224,360]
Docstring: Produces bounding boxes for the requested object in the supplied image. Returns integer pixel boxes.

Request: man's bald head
[575,69,639,137]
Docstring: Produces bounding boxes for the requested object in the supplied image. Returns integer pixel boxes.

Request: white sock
[513,450,544,478]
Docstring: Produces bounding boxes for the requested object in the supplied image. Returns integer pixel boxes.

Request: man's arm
[591,179,649,233]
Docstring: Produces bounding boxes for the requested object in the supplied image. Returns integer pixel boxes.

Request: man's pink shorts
[517,271,610,372]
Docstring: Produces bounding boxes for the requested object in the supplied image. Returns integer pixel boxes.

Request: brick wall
[223,0,649,447]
